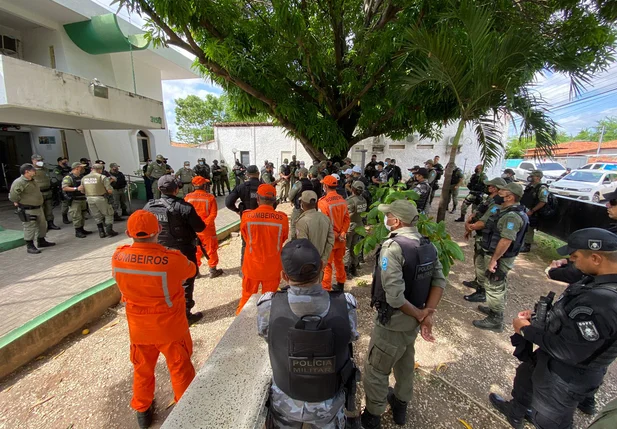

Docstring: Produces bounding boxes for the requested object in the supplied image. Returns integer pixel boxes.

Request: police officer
[288,168,312,240]
[365,154,378,182]
[233,160,247,183]
[52,157,71,224]
[144,175,206,325]
[31,154,61,231]
[520,169,548,253]
[142,158,154,201]
[472,182,529,332]
[455,164,488,222]
[262,162,277,185]
[278,158,292,202]
[346,181,368,278]
[175,161,195,197]
[194,158,211,181]
[412,168,431,213]
[461,177,507,301]
[219,160,232,195]
[80,158,92,175]
[145,154,168,199]
[83,163,119,238]
[62,162,92,238]
[502,168,516,184]
[490,227,617,429]
[296,191,335,265]
[361,199,445,428]
[211,159,223,197]
[288,155,298,187]
[109,163,129,221]
[448,162,464,213]
[261,159,270,178]
[9,164,56,254]
[95,160,111,177]
[257,239,359,429]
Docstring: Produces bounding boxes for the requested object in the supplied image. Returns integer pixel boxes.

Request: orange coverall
[318,190,350,289]
[185,189,219,268]
[112,242,197,412]
[237,205,289,314]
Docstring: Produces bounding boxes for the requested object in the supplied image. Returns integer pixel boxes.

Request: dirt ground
[0,204,616,429]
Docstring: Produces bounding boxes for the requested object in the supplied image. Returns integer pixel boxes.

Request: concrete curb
[0,227,25,253]
[0,220,241,379]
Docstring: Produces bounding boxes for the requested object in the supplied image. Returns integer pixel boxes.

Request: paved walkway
[0,196,239,338]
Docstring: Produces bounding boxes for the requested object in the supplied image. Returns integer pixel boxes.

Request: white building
[0,0,197,189]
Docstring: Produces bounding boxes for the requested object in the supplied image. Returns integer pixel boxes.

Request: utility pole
[596,125,606,155]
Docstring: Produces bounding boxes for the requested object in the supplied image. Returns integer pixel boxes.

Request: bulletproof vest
[146,197,196,246]
[521,183,545,210]
[294,178,314,209]
[110,172,127,189]
[268,289,352,402]
[194,163,211,179]
[64,174,86,200]
[33,168,51,191]
[212,165,222,176]
[178,168,193,183]
[349,195,368,225]
[475,195,495,218]
[371,235,437,325]
[281,164,291,176]
[450,168,462,185]
[82,172,107,196]
[150,162,167,179]
[415,181,431,211]
[480,205,529,258]
[239,178,261,213]
[311,178,323,199]
[546,279,617,369]
[468,173,486,193]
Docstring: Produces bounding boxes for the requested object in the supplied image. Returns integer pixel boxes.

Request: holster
[487,267,506,282]
[16,206,30,222]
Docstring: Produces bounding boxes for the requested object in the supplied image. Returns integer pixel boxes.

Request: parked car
[549,169,617,203]
[512,160,567,183]
[580,162,617,171]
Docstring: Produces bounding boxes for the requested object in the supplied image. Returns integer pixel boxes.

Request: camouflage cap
[503,168,515,175]
[71,162,86,169]
[297,167,309,176]
[184,161,190,166]
[31,154,43,161]
[156,154,165,161]
[425,159,434,166]
[351,180,365,190]
[498,182,524,198]
[109,163,119,168]
[530,170,543,178]
[484,177,507,187]
[378,199,418,224]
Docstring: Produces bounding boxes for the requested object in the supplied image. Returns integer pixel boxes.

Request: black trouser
[170,243,198,315]
[511,350,603,428]
[144,176,154,201]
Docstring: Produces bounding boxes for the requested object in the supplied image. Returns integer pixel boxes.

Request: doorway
[137,131,151,162]
[0,131,32,190]
[240,151,250,166]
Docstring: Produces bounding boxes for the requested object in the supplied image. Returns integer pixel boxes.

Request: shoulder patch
[381,256,389,271]
[344,293,357,309]
[506,221,515,230]
[541,189,548,197]
[257,292,275,306]
[577,320,600,341]
[490,206,499,213]
[568,306,593,319]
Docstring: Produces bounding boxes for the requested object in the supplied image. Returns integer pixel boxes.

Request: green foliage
[505,137,536,159]
[573,116,617,142]
[354,182,464,277]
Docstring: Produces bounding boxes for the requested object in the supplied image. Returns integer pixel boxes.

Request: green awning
[64,14,149,55]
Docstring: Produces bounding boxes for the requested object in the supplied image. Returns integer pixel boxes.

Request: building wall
[29,127,64,161]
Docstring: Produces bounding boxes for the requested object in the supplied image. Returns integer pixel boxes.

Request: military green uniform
[32,167,54,222]
[145,160,168,199]
[62,174,88,228]
[523,183,548,245]
[288,158,298,187]
[9,176,47,241]
[220,163,231,193]
[82,171,114,226]
[262,170,275,184]
[449,168,464,211]
[588,397,617,429]
[364,227,446,416]
[52,165,70,217]
[175,166,195,197]
[476,205,525,314]
[345,193,367,269]
[288,181,303,240]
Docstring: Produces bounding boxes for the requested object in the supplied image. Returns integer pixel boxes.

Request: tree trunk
[437,119,466,222]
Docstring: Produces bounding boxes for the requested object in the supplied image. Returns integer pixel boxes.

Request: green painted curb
[0,229,25,253]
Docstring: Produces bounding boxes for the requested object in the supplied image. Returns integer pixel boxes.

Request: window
[389,144,405,150]
[417,144,435,150]
[137,131,151,162]
[607,174,617,182]
[520,162,534,170]
[605,164,617,171]
[580,164,592,169]
[537,162,565,170]
[240,151,250,166]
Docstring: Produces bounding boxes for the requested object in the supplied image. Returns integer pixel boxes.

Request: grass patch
[533,231,566,263]
[356,280,369,287]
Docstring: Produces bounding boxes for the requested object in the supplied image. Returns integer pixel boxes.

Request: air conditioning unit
[0,35,18,56]
[406,134,419,144]
[372,144,385,153]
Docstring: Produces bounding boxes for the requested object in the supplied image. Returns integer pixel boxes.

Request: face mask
[384,216,393,231]
[35,161,44,167]
[493,195,505,205]
[501,173,508,179]
[384,162,389,166]
[157,160,162,164]
[199,161,204,165]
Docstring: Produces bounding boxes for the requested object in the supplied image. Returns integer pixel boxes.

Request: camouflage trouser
[524,214,539,245]
[460,193,481,218]
[364,322,419,415]
[475,254,515,314]
[61,199,69,216]
[112,188,128,214]
[221,175,231,193]
[267,383,345,429]
[151,178,163,199]
[87,196,114,226]
[450,186,459,209]
[290,208,302,240]
[212,176,222,195]
[21,207,47,241]
[69,199,88,228]
[345,231,362,268]
[177,183,194,198]
[42,191,54,221]
[278,180,290,201]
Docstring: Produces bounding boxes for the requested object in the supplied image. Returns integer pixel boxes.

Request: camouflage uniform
[257,284,359,429]
[175,165,195,197]
[32,163,54,222]
[522,182,549,245]
[345,192,367,270]
[62,174,88,228]
[220,162,232,194]
[52,164,71,218]
[9,175,47,241]
[145,155,168,199]
[82,171,114,226]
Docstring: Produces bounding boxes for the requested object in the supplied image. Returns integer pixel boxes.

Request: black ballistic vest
[480,205,529,258]
[146,198,196,247]
[371,235,437,325]
[281,164,291,176]
[268,290,352,402]
[521,183,546,211]
[294,178,314,209]
[64,173,86,200]
[415,181,431,211]
[239,178,261,214]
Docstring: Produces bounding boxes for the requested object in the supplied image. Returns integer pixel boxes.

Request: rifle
[511,292,555,362]
[343,344,361,429]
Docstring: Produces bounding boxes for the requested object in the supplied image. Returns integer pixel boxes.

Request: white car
[580,162,617,171]
[513,161,567,184]
[549,169,617,203]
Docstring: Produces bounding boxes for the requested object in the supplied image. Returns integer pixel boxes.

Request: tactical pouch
[16,207,29,222]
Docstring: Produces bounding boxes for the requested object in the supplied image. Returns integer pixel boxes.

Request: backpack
[538,186,558,219]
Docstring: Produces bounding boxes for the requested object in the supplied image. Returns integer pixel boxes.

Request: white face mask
[384,216,393,231]
[35,161,44,167]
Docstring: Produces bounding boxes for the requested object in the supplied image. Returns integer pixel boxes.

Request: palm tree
[400,0,564,222]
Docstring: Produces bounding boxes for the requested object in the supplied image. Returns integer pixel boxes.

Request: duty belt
[39,188,50,192]
[20,204,41,209]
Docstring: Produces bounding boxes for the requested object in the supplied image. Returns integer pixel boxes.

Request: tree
[175,93,268,143]
[505,137,536,159]
[117,0,615,161]
[574,116,617,142]
[400,0,614,222]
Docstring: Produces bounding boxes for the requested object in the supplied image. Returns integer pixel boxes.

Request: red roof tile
[525,140,617,157]
[213,122,274,127]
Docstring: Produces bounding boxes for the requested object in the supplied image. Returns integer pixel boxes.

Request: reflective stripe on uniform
[112,268,172,308]
[247,221,283,253]
[186,197,210,213]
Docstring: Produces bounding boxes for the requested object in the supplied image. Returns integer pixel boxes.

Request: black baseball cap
[415,168,428,178]
[158,175,179,192]
[557,228,617,256]
[247,165,259,174]
[281,239,322,283]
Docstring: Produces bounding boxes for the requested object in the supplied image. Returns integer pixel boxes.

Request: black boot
[387,387,408,425]
[97,223,107,238]
[332,282,345,292]
[350,265,358,277]
[122,209,130,217]
[519,243,531,253]
[187,312,203,325]
[489,393,525,429]
[62,214,70,224]
[454,216,465,222]
[209,267,224,279]
[462,279,479,289]
[26,240,41,254]
[360,409,381,429]
[477,305,491,315]
[473,311,504,332]
[464,287,486,302]
[79,226,93,235]
[75,228,87,238]
[113,213,123,222]
[105,224,119,237]
[450,205,457,214]
[47,220,61,230]
[578,395,597,415]
[37,237,56,247]
[136,404,154,429]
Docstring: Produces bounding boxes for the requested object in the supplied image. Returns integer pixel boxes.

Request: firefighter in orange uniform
[318,175,350,291]
[111,210,197,429]
[184,176,224,278]
[237,184,289,314]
